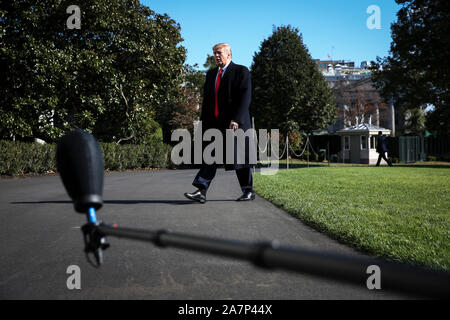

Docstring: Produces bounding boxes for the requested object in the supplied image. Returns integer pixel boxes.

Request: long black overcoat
[377,135,388,153]
[199,61,255,170]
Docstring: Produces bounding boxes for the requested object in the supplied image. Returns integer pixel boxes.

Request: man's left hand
[230,121,239,130]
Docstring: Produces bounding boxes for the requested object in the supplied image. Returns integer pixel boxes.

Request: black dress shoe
[236,191,256,201]
[184,190,206,204]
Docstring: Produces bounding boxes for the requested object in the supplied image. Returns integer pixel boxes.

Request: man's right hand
[229,121,239,130]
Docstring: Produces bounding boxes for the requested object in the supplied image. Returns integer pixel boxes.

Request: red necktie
[214,68,223,118]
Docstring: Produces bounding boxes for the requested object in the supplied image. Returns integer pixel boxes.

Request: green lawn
[254,166,450,271]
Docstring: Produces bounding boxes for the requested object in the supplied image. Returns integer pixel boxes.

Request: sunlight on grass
[254,166,450,271]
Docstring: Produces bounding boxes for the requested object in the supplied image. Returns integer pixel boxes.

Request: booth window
[370,136,377,149]
[344,136,350,150]
[361,136,368,150]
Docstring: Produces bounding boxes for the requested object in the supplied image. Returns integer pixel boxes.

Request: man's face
[213,46,231,68]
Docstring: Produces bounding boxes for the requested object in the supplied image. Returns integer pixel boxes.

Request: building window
[361,136,368,150]
[370,136,377,149]
[344,136,350,150]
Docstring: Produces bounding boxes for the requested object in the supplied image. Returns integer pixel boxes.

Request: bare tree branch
[116,129,136,144]
[114,81,134,144]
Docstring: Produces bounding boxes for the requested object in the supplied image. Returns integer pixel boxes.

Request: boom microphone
[56,129,104,214]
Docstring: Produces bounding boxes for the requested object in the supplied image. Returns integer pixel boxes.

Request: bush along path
[0,140,172,176]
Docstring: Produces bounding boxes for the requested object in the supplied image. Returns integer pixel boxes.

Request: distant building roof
[337,123,391,135]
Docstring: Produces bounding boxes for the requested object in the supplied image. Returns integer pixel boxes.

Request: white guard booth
[337,124,391,164]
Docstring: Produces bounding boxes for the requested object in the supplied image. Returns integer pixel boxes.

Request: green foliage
[132,116,163,145]
[300,150,319,162]
[371,0,450,135]
[279,131,304,157]
[184,64,206,93]
[330,154,339,163]
[0,141,57,175]
[402,106,426,135]
[203,54,217,71]
[0,140,171,175]
[388,156,399,164]
[426,105,450,136]
[250,25,337,135]
[167,64,204,138]
[99,142,171,171]
[0,0,186,143]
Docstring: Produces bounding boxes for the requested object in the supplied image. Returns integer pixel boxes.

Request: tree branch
[114,81,134,144]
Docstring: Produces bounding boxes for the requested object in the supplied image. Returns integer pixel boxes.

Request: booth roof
[337,123,391,135]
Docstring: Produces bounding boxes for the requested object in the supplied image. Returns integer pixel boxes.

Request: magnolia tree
[0,0,186,143]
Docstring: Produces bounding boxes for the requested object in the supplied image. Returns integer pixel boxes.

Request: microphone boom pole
[86,209,450,299]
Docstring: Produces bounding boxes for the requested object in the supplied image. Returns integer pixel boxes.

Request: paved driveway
[0,169,408,299]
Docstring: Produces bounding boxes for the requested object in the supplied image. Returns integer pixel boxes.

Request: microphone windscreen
[57,129,104,213]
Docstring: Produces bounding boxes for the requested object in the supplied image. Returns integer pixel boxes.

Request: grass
[259,159,450,168]
[254,165,450,271]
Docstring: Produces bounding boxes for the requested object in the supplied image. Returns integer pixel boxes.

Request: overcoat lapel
[220,61,234,84]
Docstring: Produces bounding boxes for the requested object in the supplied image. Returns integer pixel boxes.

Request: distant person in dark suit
[184,43,255,203]
[376,131,393,167]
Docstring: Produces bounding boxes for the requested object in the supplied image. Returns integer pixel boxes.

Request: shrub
[388,157,399,164]
[301,150,319,162]
[0,141,57,175]
[0,140,171,176]
[99,142,171,171]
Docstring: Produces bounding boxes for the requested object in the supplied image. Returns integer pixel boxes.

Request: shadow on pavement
[11,199,238,206]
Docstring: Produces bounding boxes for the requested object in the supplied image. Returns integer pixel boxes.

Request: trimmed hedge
[0,140,172,176]
[100,142,172,171]
[0,141,57,175]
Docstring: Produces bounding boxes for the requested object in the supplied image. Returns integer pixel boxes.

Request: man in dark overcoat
[184,43,256,203]
[376,131,393,167]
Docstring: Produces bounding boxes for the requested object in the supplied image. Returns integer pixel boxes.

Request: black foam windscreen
[57,129,104,213]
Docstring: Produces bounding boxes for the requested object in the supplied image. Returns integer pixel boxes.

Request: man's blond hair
[213,43,232,57]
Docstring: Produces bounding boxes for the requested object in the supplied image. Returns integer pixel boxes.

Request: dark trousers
[193,165,253,193]
[376,152,393,166]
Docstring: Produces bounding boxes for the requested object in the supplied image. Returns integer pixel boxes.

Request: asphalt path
[0,169,409,299]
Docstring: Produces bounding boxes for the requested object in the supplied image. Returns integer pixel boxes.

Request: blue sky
[141,0,402,69]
